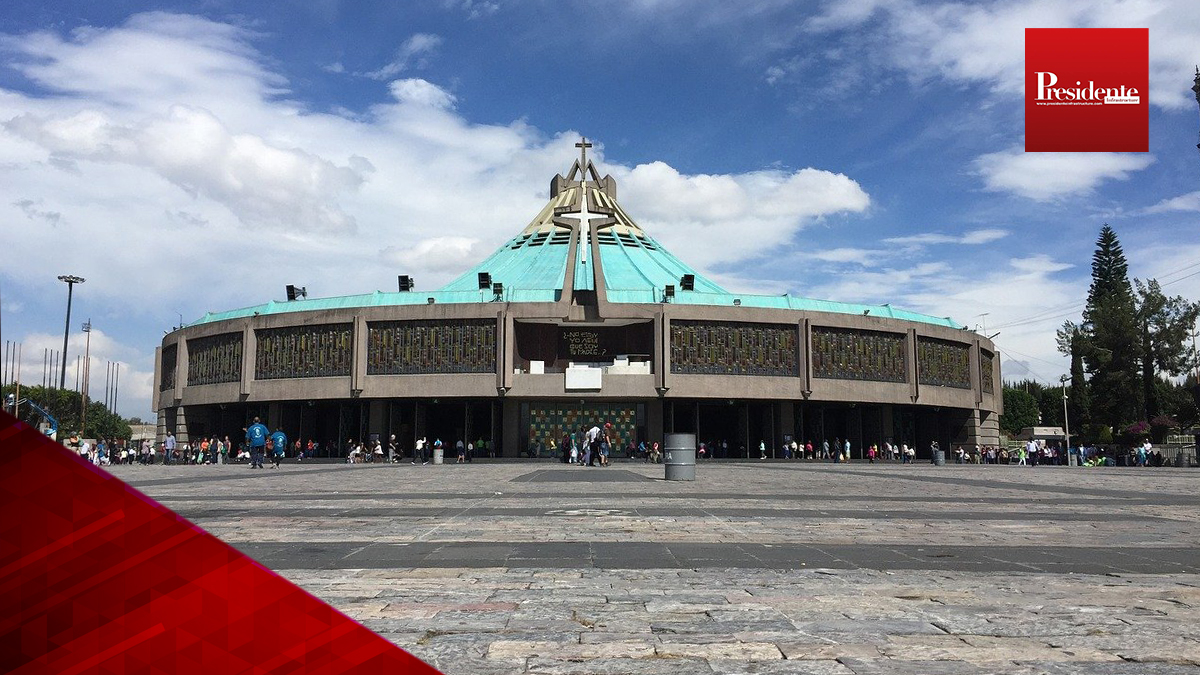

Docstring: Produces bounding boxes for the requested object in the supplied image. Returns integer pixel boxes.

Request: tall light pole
[81,320,91,435]
[1060,374,1071,466]
[57,275,84,390]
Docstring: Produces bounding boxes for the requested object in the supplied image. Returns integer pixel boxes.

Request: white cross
[563,185,604,265]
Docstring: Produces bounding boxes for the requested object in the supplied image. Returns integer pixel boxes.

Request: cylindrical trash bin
[433,447,444,465]
[933,450,946,466]
[664,433,696,481]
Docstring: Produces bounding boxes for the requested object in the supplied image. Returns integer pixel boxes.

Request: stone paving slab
[108,461,1200,673]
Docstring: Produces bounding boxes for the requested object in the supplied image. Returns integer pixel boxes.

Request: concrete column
[778,401,795,447]
[738,403,749,458]
[881,405,895,445]
[971,338,982,406]
[502,398,519,457]
[352,314,367,395]
[952,408,1000,449]
[907,328,919,402]
[647,398,664,444]
[369,400,386,439]
[173,338,187,405]
[800,319,812,395]
[240,323,254,397]
[495,310,507,392]
[152,346,162,413]
[501,313,515,390]
[414,400,427,444]
[175,406,190,445]
[156,407,168,445]
[658,313,670,393]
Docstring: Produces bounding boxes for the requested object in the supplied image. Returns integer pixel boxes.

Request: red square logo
[1025,28,1148,152]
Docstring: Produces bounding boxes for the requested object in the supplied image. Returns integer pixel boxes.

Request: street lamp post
[57,275,85,390]
[81,320,91,435]
[1060,374,1071,466]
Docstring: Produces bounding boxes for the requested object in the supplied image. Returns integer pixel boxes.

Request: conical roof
[189,141,961,329]
[439,143,727,302]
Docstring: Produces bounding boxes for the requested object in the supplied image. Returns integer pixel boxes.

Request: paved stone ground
[109,460,1200,674]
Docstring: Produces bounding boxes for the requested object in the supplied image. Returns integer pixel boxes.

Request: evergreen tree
[1133,278,1200,421]
[1056,322,1091,430]
[1078,225,1141,428]
[1000,387,1040,435]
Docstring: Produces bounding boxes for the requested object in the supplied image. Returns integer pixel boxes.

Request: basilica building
[155,143,1000,458]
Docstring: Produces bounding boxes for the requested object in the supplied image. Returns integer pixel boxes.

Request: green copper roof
[188,151,960,330]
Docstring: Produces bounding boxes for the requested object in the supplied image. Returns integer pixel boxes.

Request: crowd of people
[81,422,1185,469]
[525,422,669,466]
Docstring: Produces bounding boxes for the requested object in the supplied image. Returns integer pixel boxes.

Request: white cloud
[810,247,884,265]
[362,33,443,80]
[973,147,1154,201]
[1145,190,1200,214]
[807,0,1200,110]
[0,13,876,416]
[884,228,1009,246]
[808,251,1081,383]
[617,161,870,267]
[380,237,487,282]
[443,1,501,19]
[5,106,368,232]
[388,78,457,109]
[7,328,156,419]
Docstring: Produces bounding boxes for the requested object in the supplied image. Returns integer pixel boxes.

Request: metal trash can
[433,447,444,465]
[664,433,696,481]
[933,450,946,466]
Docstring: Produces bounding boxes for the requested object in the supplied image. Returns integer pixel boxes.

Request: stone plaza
[109,460,1200,674]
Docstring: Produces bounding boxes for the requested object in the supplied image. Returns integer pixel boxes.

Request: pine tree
[1079,225,1141,428]
[1056,322,1092,430]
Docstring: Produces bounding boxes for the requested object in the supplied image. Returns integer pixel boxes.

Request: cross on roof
[575,137,592,171]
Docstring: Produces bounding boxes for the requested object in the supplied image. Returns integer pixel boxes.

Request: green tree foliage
[1133,278,1200,421]
[1,384,132,440]
[1056,322,1091,430]
[1000,387,1040,434]
[1063,225,1142,429]
[1037,387,1064,428]
[1162,374,1199,429]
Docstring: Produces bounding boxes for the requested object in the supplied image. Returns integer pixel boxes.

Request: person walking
[584,424,600,467]
[246,417,268,469]
[270,427,287,469]
[414,436,427,465]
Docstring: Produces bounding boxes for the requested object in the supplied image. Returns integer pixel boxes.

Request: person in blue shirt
[245,417,268,469]
[270,428,287,469]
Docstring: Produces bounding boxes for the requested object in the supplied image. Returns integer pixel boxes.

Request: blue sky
[1,0,1199,419]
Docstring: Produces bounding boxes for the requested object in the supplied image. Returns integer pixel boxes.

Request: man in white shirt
[585,425,601,467]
